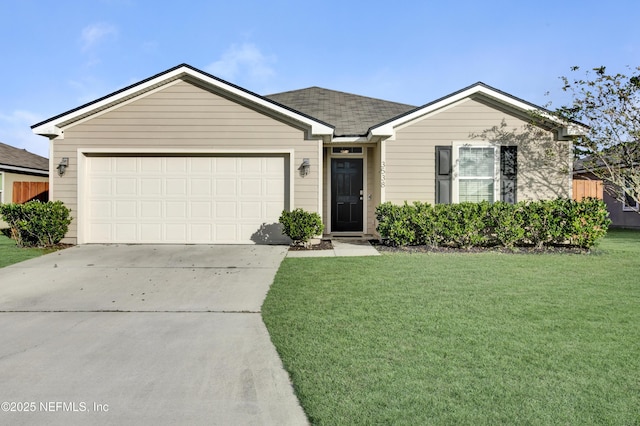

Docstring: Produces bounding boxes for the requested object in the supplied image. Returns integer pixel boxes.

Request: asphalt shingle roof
[0,142,49,171]
[266,87,417,136]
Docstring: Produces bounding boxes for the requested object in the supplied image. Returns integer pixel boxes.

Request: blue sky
[1,0,638,157]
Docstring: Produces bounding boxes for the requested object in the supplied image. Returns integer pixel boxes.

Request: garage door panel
[240,179,262,196]
[166,179,187,196]
[90,201,112,218]
[85,156,286,244]
[215,224,237,242]
[190,179,212,196]
[90,157,112,172]
[265,201,284,218]
[215,158,237,173]
[190,157,212,173]
[115,178,136,195]
[240,224,260,241]
[115,223,137,241]
[216,179,237,196]
[165,224,187,241]
[166,201,187,218]
[240,201,262,219]
[266,179,285,196]
[140,201,162,218]
[140,157,162,173]
[90,178,112,195]
[191,201,212,218]
[140,223,162,240]
[240,157,262,172]
[115,158,137,173]
[115,201,137,218]
[215,201,236,218]
[265,157,284,172]
[141,178,162,195]
[166,158,188,173]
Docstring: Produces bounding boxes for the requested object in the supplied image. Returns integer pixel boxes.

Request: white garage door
[85,156,286,244]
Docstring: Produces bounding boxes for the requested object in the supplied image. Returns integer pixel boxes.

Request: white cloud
[81,22,118,51]
[0,110,49,157]
[206,43,276,86]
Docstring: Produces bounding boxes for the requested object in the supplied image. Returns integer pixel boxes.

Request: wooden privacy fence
[12,182,49,203]
[573,179,603,201]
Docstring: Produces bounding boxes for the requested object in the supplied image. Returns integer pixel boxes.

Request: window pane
[623,191,638,210]
[459,147,494,177]
[459,179,494,202]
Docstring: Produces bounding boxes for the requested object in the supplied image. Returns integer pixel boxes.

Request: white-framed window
[452,144,499,203]
[0,172,4,203]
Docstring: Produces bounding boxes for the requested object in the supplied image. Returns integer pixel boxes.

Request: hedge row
[375,198,610,249]
[0,201,72,248]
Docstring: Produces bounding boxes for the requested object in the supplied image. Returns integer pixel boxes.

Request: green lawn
[262,229,640,425]
[0,233,59,268]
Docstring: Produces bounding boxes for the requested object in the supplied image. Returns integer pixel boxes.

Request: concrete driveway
[0,245,308,426]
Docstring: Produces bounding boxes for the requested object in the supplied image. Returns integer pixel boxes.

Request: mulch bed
[370,241,591,255]
[287,239,591,254]
[288,240,334,251]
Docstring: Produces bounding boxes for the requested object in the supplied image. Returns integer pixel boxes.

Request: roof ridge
[267,86,417,108]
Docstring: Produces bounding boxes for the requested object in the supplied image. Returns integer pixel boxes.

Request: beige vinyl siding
[385,97,571,205]
[51,79,320,243]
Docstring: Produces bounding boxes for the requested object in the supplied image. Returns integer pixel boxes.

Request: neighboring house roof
[265,87,416,136]
[0,142,49,174]
[574,142,640,173]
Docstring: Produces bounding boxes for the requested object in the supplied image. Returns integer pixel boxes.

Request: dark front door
[331,158,363,232]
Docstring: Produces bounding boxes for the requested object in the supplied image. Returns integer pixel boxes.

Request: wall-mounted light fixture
[57,157,69,176]
[298,158,310,177]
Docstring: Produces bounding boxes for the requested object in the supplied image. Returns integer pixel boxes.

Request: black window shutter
[435,146,452,204]
[500,146,517,203]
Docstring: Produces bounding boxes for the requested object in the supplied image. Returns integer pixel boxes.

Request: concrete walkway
[0,245,308,426]
[286,239,380,258]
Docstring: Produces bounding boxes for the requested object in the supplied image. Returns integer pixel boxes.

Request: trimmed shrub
[279,208,324,246]
[375,198,610,250]
[413,202,439,246]
[437,202,492,248]
[375,202,417,246]
[565,198,611,248]
[486,202,526,248]
[0,201,72,247]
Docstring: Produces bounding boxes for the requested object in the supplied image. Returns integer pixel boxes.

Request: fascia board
[32,65,333,137]
[0,164,49,175]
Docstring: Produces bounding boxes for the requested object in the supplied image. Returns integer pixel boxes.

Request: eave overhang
[31,64,334,141]
[366,83,588,141]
